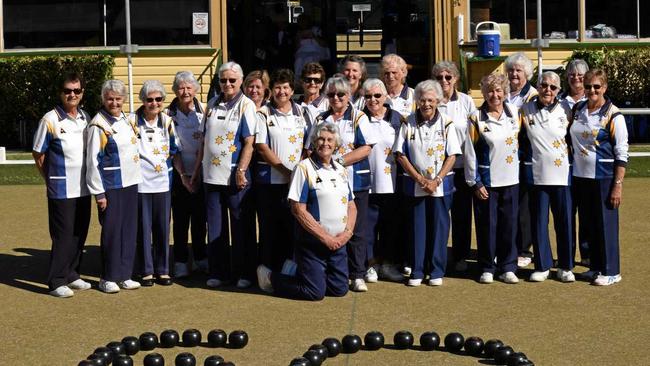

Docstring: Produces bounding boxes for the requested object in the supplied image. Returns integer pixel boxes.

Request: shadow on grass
[0,244,103,294]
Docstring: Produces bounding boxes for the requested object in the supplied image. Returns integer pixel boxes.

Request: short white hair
[362,78,387,95]
[414,79,443,103]
[101,79,126,102]
[172,71,200,93]
[218,61,244,80]
[310,122,342,148]
[505,52,534,79]
[139,80,166,102]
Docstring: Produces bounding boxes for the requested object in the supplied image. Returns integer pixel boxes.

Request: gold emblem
[226,131,235,141]
[427,148,434,157]
[554,159,562,167]
[384,166,391,175]
[133,155,139,163]
[153,148,160,155]
[553,140,561,149]
[506,137,514,146]
[215,136,224,145]
[341,196,348,205]
[506,155,514,164]
[154,164,163,173]
[229,144,237,153]
[288,154,296,163]
[288,135,297,144]
[211,156,221,166]
[436,144,444,151]
[131,136,137,144]
[162,145,168,152]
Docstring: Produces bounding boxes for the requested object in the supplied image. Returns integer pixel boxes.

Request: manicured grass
[629,144,650,152]
[0,165,41,185]
[5,151,32,160]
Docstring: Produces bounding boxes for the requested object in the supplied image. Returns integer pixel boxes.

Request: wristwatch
[336,157,345,165]
[614,179,623,185]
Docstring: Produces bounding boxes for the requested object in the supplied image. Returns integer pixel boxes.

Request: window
[469,0,648,41]
[106,0,210,46]
[2,0,209,49]
[4,0,103,49]
[470,0,578,40]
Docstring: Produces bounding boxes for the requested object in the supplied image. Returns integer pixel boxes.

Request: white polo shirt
[299,94,329,129]
[438,90,477,170]
[507,82,538,109]
[288,158,354,237]
[364,106,403,194]
[255,101,308,184]
[132,111,180,193]
[387,84,416,118]
[559,92,586,111]
[519,98,572,186]
[86,109,143,196]
[393,109,461,197]
[201,92,257,186]
[310,104,377,191]
[166,98,204,177]
[32,105,90,199]
[569,99,628,179]
[465,103,520,188]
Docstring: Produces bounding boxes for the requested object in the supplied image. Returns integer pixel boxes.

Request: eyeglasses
[584,84,602,90]
[303,77,323,84]
[146,97,164,103]
[62,88,83,95]
[568,73,584,79]
[539,82,559,91]
[364,93,384,99]
[326,92,347,99]
[435,75,453,81]
[219,78,238,84]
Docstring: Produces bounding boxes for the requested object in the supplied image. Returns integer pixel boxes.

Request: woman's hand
[181,175,194,193]
[235,169,248,190]
[474,186,489,200]
[96,197,108,211]
[609,183,622,208]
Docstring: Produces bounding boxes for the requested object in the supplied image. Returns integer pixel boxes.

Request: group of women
[34,51,627,300]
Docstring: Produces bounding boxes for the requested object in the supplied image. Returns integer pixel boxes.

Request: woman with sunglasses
[519,72,575,283]
[32,73,92,298]
[560,59,590,266]
[86,79,143,293]
[298,62,329,127]
[431,61,477,273]
[340,55,368,111]
[464,73,520,285]
[243,70,270,111]
[393,79,461,287]
[255,69,309,272]
[166,71,208,279]
[310,76,376,292]
[131,80,181,287]
[504,52,538,269]
[191,61,258,289]
[256,122,357,301]
[380,54,416,118]
[569,69,628,286]
[361,78,405,283]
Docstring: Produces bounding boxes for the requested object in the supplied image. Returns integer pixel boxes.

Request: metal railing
[196,49,223,102]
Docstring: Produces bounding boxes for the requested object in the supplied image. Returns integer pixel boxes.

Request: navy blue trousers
[98,185,138,282]
[451,169,473,262]
[573,177,620,276]
[47,195,91,290]
[171,172,206,263]
[366,193,400,263]
[516,182,533,257]
[474,184,519,274]
[530,185,574,271]
[271,238,348,301]
[257,183,294,271]
[348,190,369,279]
[205,183,256,282]
[137,191,171,276]
[571,183,590,262]
[407,194,452,280]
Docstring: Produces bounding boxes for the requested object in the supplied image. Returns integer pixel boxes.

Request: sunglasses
[435,75,453,81]
[326,92,347,99]
[364,93,384,99]
[303,77,322,84]
[219,78,238,84]
[62,88,83,95]
[584,84,602,90]
[146,97,164,103]
[539,82,559,91]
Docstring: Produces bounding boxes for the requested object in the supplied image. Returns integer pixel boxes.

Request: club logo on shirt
[506,137,514,146]
[436,144,444,151]
[553,140,562,149]
[341,196,348,204]
[288,154,296,163]
[384,166,391,175]
[268,121,275,127]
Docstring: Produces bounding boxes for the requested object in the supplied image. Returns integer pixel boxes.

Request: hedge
[560,47,650,108]
[0,55,114,148]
